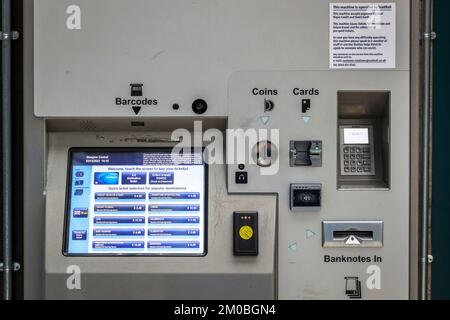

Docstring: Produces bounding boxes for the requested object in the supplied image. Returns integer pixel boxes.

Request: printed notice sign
[330,3,396,69]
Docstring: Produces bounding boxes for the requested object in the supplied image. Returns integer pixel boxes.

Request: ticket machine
[22,0,420,299]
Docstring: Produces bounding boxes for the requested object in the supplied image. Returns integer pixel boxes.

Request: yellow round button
[239,225,254,240]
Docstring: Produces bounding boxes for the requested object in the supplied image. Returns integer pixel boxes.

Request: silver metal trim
[322,221,383,248]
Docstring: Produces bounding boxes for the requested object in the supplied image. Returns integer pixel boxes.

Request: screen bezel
[62,147,208,257]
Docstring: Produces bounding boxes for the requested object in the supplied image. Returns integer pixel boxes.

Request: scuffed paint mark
[150,50,165,61]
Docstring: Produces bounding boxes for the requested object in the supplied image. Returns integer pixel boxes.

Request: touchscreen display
[64,149,207,256]
[343,128,370,145]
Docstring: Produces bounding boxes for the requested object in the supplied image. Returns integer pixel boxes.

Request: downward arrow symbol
[132,107,142,115]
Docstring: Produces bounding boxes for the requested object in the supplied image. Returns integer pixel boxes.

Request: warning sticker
[330,3,396,69]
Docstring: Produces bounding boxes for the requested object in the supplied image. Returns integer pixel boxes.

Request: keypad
[343,145,372,174]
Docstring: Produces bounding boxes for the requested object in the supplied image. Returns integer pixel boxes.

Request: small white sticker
[330,3,396,69]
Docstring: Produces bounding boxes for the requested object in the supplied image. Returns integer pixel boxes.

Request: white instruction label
[330,3,396,69]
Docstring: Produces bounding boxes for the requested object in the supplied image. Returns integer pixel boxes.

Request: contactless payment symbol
[239,225,254,240]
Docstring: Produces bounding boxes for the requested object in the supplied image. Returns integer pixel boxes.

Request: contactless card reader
[233,212,258,256]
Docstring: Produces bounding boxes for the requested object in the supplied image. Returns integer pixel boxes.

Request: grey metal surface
[23,0,47,300]
[46,274,274,300]
[33,0,411,118]
[2,0,13,300]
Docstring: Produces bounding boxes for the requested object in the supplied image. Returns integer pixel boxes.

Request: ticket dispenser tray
[322,221,383,248]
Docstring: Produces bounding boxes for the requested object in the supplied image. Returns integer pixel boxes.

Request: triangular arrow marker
[306,229,316,239]
[302,116,311,124]
[288,242,299,252]
[345,236,361,245]
[260,116,270,125]
[132,107,142,115]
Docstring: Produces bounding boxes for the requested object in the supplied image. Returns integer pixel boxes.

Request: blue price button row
[148,242,200,249]
[92,242,145,249]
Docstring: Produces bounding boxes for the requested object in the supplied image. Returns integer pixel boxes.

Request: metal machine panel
[44,132,277,299]
[25,0,414,300]
[227,71,410,299]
